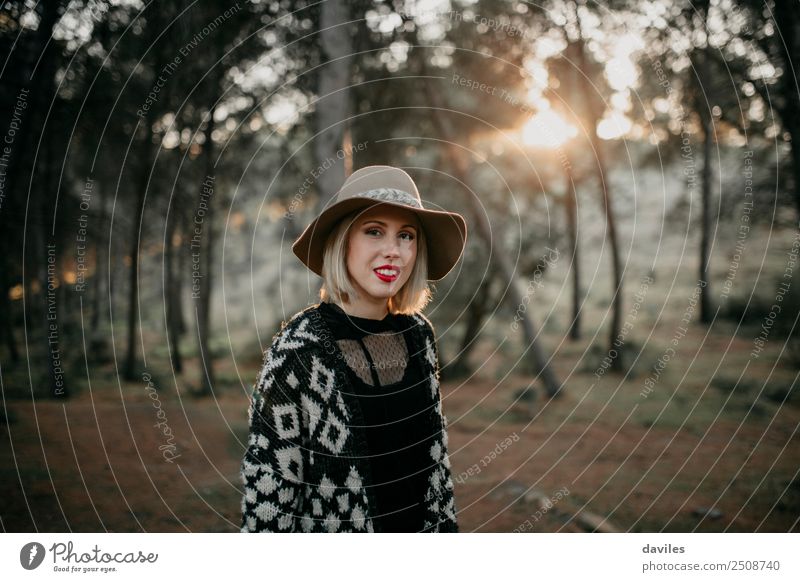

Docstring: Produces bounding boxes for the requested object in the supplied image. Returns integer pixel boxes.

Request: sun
[521,109,578,149]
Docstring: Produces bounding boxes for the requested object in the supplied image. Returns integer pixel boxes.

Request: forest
[0,0,798,533]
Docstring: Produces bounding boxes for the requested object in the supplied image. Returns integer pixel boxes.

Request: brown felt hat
[292,165,467,281]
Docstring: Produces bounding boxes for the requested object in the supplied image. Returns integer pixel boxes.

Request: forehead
[355,204,419,227]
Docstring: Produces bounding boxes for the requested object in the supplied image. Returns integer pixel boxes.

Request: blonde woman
[240,165,467,532]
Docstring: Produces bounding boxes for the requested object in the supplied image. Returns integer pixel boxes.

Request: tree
[633,0,774,323]
[420,62,563,398]
[733,0,800,221]
[564,0,625,367]
[314,0,354,202]
[0,0,71,396]
[123,3,180,380]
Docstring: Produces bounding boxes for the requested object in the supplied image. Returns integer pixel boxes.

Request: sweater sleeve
[425,319,460,533]
[240,339,308,532]
[434,387,459,531]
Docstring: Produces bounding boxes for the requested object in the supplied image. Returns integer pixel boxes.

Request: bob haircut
[319,207,431,315]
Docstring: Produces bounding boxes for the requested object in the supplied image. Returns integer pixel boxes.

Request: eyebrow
[362,220,417,231]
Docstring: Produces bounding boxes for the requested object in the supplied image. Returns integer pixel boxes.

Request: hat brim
[292,198,467,281]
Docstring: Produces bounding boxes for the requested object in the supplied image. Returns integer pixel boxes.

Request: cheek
[344,246,354,272]
[401,245,417,277]
[348,236,373,269]
[347,236,362,262]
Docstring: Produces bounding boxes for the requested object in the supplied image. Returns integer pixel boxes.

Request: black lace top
[317,301,433,532]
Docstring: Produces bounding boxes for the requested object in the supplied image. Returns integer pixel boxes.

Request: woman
[240,165,467,533]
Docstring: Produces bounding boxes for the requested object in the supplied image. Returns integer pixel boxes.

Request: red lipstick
[373,265,400,283]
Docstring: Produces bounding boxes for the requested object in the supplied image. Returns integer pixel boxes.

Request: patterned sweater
[239,303,459,532]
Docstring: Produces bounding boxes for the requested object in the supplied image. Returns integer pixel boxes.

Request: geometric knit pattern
[240,304,459,533]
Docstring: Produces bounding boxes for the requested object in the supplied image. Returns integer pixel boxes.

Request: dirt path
[1,387,245,532]
[1,373,798,532]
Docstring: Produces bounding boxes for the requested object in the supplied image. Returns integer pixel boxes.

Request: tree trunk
[699,102,713,323]
[39,133,68,398]
[696,0,714,324]
[88,193,110,364]
[313,0,353,205]
[177,212,189,336]
[789,134,800,224]
[444,270,495,380]
[564,156,581,340]
[773,0,800,221]
[165,208,183,373]
[3,1,65,380]
[123,135,152,380]
[123,10,169,380]
[0,1,65,220]
[196,98,219,396]
[37,40,67,398]
[421,70,562,399]
[0,240,20,363]
[592,139,623,363]
[90,188,106,335]
[570,10,624,370]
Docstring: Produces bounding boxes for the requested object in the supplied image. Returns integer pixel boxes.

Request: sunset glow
[521,109,578,148]
[597,111,633,140]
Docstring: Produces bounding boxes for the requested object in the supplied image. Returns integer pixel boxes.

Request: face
[346,204,419,310]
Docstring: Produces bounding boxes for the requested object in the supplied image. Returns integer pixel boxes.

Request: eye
[365,228,382,236]
[399,231,415,241]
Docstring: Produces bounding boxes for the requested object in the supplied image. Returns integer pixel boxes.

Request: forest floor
[2,307,799,533]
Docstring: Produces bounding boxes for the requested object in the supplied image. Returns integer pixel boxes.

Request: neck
[336,299,389,320]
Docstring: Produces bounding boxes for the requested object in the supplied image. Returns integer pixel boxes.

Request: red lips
[373,265,400,282]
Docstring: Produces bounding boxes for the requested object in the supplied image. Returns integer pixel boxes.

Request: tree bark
[0,239,20,363]
[37,28,68,398]
[313,0,353,205]
[177,212,189,336]
[90,189,111,367]
[123,125,154,380]
[165,207,183,373]
[123,8,170,380]
[3,1,65,384]
[40,122,68,398]
[564,156,582,340]
[196,115,217,396]
[698,97,713,323]
[195,69,222,396]
[90,192,104,334]
[773,0,800,221]
[591,138,623,364]
[0,1,66,220]
[695,0,714,324]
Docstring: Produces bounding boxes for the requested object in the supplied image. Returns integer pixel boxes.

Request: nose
[382,235,401,258]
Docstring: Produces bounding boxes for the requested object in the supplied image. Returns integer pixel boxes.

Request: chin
[358,276,406,300]
[366,288,396,300]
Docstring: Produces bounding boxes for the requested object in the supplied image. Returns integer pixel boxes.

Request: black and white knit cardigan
[240,303,459,533]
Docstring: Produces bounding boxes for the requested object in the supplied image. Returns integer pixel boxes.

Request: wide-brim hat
[292,165,467,281]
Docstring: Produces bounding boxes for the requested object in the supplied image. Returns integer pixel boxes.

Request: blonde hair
[319,208,431,315]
